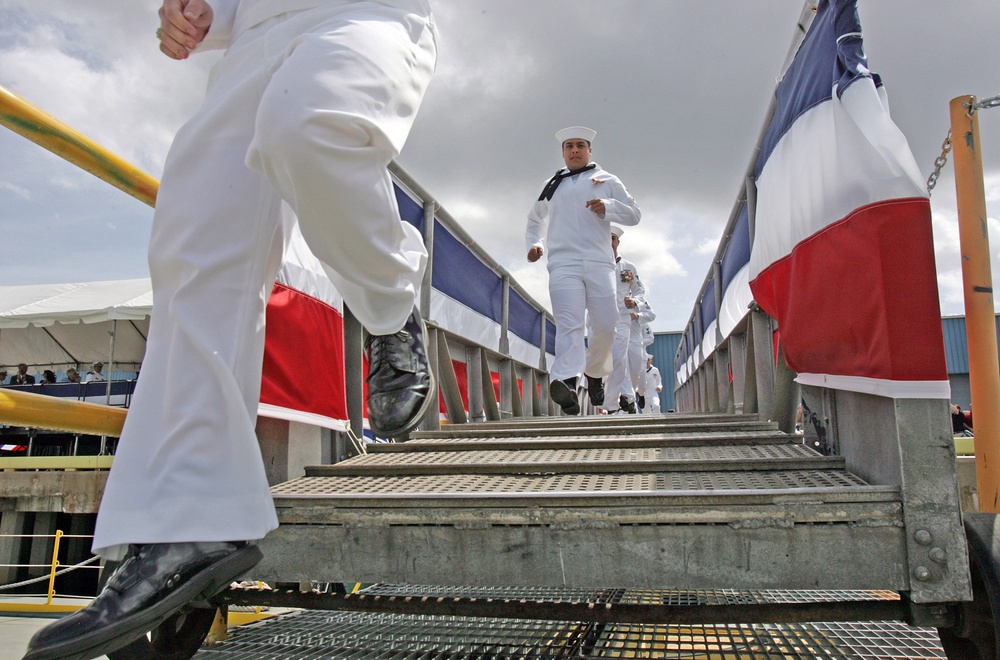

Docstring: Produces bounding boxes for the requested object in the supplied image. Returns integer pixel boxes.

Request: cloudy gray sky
[1,1,998,333]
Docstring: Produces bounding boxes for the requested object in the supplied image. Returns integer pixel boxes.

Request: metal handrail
[0,530,100,613]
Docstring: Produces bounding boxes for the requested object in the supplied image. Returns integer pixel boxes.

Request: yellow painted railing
[0,531,99,614]
[0,455,115,471]
[0,388,125,438]
[0,84,158,208]
[0,83,153,438]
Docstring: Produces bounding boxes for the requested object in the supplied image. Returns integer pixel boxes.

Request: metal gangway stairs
[244,412,908,616]
[203,410,956,659]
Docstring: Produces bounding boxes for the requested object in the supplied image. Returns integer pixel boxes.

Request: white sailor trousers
[606,316,634,405]
[548,262,618,383]
[93,1,437,559]
[627,326,646,392]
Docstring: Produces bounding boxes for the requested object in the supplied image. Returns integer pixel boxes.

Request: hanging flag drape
[748,0,949,399]
[260,220,348,431]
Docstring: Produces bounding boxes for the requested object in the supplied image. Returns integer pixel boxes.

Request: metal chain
[926,132,952,195]
[0,554,100,592]
[974,93,1000,111]
[926,93,997,194]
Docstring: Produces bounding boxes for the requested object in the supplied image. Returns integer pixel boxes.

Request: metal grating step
[312,444,844,476]
[194,609,946,659]
[370,431,794,453]
[357,585,903,606]
[410,420,781,439]
[274,469,877,498]
[451,412,761,426]
[417,412,762,433]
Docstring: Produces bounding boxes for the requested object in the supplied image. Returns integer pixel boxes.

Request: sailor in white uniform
[637,353,662,414]
[627,307,656,406]
[26,1,437,658]
[526,126,641,415]
[604,226,651,414]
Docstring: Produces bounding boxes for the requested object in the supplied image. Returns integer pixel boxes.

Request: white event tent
[0,279,152,376]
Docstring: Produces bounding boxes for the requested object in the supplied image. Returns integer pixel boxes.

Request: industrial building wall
[941,314,1000,409]
[650,332,682,413]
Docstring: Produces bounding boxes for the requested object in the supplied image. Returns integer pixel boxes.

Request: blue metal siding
[941,316,969,373]
[940,314,1000,375]
[651,332,682,412]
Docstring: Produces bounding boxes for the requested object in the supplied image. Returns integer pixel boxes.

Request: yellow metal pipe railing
[0,82,154,437]
[0,84,158,208]
[0,532,98,614]
[45,530,63,606]
[0,388,125,437]
[951,94,1000,514]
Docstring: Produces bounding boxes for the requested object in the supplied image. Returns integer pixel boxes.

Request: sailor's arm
[600,176,641,226]
[525,200,548,262]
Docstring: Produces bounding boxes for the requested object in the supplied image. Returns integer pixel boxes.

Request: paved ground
[0,614,109,660]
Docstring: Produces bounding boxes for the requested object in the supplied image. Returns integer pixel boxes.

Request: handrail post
[46,530,63,606]
[420,201,436,320]
[951,94,1000,513]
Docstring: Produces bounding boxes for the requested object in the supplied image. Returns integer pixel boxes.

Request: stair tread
[312,444,843,476]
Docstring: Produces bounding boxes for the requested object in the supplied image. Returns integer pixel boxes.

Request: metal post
[951,95,1000,513]
[538,315,547,371]
[500,275,511,355]
[420,201,436,319]
[467,347,485,423]
[46,530,63,606]
[342,306,365,453]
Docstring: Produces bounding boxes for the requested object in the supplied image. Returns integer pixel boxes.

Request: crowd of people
[0,361,114,386]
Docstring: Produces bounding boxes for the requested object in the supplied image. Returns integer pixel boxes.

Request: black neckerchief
[537,163,597,201]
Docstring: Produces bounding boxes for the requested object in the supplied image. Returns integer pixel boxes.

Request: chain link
[974,94,1000,111]
[926,132,952,195]
[926,93,997,194]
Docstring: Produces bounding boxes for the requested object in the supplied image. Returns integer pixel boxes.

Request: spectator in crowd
[951,403,973,435]
[40,370,58,385]
[9,363,35,385]
[84,362,106,383]
[0,369,6,384]
[64,368,82,384]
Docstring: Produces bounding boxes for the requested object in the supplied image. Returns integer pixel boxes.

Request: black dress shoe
[585,374,604,407]
[23,541,261,660]
[365,306,436,438]
[550,378,580,415]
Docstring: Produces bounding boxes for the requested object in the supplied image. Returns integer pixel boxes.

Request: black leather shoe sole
[549,379,580,415]
[23,544,262,660]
